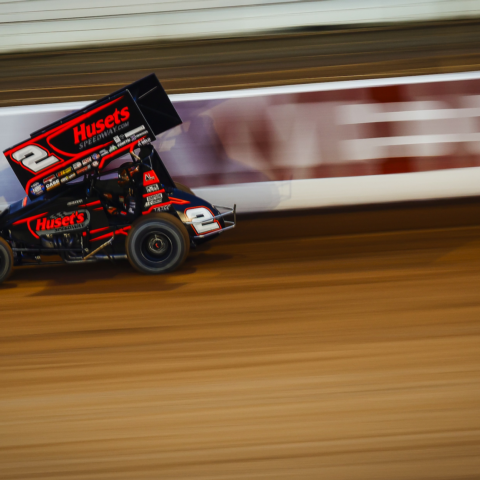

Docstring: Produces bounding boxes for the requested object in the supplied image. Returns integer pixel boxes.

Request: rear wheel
[174,182,195,196]
[126,213,190,274]
[0,237,14,284]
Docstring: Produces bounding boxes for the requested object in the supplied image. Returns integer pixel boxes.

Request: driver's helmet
[118,162,140,187]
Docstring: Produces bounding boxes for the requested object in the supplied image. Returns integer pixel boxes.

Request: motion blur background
[2,1,480,479]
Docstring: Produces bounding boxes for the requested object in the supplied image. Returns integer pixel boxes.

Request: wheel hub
[146,234,169,257]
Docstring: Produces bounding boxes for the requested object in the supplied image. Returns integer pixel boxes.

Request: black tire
[126,213,190,274]
[174,182,195,196]
[0,237,14,284]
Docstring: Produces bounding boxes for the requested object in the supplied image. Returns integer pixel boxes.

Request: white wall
[1,0,479,53]
[3,70,480,213]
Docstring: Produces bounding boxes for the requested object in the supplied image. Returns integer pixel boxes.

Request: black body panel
[0,75,234,273]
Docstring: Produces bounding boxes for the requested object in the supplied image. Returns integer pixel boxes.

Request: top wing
[3,74,182,199]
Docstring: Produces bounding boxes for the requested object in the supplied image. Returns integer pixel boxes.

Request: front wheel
[126,213,190,274]
[0,237,14,284]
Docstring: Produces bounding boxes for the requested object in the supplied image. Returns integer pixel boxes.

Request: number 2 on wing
[185,207,220,234]
[12,145,59,173]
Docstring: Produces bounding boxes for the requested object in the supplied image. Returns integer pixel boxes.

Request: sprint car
[0,74,236,284]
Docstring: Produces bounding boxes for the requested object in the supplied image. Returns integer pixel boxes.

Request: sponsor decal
[73,161,82,170]
[114,138,131,149]
[60,172,76,184]
[67,199,84,206]
[57,166,73,178]
[82,157,92,166]
[99,149,109,157]
[73,107,130,144]
[45,178,60,191]
[115,126,145,143]
[144,193,163,207]
[108,144,118,153]
[111,126,150,149]
[78,120,130,151]
[117,127,150,148]
[76,164,91,175]
[154,205,171,212]
[35,210,90,235]
[92,153,101,161]
[43,174,56,184]
[124,126,146,138]
[143,170,159,186]
[30,182,45,196]
[145,184,160,193]
[138,137,152,147]
[92,160,99,168]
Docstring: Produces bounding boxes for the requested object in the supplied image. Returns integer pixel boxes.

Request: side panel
[167,189,225,239]
[10,196,110,247]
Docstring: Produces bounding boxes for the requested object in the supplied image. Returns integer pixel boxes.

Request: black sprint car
[0,75,235,284]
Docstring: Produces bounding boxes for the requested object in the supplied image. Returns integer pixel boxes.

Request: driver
[103,162,141,218]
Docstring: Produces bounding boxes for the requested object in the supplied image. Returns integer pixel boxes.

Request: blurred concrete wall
[3,70,480,211]
[1,0,480,53]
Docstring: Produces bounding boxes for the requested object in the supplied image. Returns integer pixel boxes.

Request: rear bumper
[185,204,236,240]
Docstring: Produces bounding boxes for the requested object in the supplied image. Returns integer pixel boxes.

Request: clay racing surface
[1,201,480,479]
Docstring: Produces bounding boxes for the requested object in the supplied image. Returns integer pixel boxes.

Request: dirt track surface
[2,19,480,106]
[1,203,480,479]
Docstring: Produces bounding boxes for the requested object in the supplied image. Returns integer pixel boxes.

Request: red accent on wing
[97,142,135,170]
[4,97,123,157]
[45,98,123,157]
[10,98,125,195]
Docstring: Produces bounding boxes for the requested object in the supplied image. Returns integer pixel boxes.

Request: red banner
[157,76,480,188]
